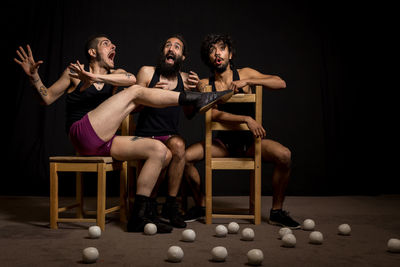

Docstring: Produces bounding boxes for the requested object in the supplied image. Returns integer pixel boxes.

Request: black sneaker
[268,209,300,229]
[183,206,205,222]
[147,198,173,233]
[161,201,187,228]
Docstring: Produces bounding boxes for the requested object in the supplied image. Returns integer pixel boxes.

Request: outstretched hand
[68,60,95,83]
[14,45,43,77]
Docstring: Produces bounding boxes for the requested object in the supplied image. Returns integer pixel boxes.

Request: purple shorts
[69,114,116,156]
[150,135,173,143]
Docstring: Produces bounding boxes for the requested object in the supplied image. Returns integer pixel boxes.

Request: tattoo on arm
[125,73,132,78]
[39,85,48,96]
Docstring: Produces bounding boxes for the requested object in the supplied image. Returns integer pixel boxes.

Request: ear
[229,51,232,60]
[88,48,97,59]
[182,55,186,61]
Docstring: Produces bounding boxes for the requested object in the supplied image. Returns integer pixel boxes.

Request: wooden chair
[205,85,262,224]
[49,115,133,231]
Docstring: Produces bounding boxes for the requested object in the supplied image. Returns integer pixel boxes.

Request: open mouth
[215,57,223,65]
[108,51,116,62]
[166,52,176,64]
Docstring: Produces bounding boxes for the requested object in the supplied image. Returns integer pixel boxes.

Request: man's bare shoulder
[237,67,259,77]
[136,66,156,86]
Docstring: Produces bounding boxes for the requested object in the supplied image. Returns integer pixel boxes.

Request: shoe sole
[184,216,204,223]
[198,91,234,113]
[268,219,301,230]
[160,216,187,228]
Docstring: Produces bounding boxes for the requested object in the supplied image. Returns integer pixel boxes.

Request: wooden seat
[49,115,133,231]
[205,85,262,224]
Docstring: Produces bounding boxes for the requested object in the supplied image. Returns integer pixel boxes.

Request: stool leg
[50,162,58,229]
[97,163,106,231]
[76,172,84,218]
[120,161,128,223]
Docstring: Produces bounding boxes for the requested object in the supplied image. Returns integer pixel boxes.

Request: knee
[275,147,291,168]
[126,84,144,100]
[149,141,169,164]
[164,149,172,167]
[167,138,186,160]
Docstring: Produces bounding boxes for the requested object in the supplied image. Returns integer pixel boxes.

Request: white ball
[215,225,228,237]
[309,231,324,244]
[144,223,157,235]
[88,226,101,239]
[278,227,293,239]
[167,246,184,262]
[247,249,264,266]
[181,229,196,242]
[228,222,240,234]
[211,246,228,262]
[338,224,351,235]
[82,247,99,263]
[241,228,255,241]
[282,233,296,247]
[302,219,315,231]
[387,238,400,253]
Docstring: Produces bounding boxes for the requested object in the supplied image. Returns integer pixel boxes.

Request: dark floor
[0,195,399,266]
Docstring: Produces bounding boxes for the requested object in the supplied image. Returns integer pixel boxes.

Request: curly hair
[200,34,236,70]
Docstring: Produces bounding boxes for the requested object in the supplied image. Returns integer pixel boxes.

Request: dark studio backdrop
[3,0,393,197]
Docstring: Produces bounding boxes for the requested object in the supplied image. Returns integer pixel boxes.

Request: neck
[89,62,108,74]
[214,65,232,83]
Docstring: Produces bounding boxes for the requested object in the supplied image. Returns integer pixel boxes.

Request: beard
[211,60,229,73]
[156,52,183,78]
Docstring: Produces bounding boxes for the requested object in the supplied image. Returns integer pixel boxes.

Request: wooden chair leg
[97,163,106,231]
[50,162,58,229]
[120,161,128,223]
[254,165,261,225]
[249,170,255,214]
[76,172,84,218]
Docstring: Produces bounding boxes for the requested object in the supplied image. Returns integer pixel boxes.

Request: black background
[3,0,395,197]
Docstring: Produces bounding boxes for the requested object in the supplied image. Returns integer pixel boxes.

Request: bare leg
[247,139,291,210]
[88,85,180,142]
[184,140,229,207]
[110,136,170,196]
[165,136,186,197]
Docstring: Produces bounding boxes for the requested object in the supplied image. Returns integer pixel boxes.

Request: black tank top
[65,81,115,132]
[135,69,184,137]
[209,68,254,147]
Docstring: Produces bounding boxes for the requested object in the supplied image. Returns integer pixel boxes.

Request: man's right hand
[14,45,43,79]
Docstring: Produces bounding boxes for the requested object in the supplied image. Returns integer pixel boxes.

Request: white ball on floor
[144,223,157,235]
[215,225,228,237]
[338,223,351,235]
[302,219,315,230]
[309,231,324,244]
[387,238,400,253]
[241,227,255,241]
[167,246,184,262]
[282,233,296,247]
[181,229,196,242]
[211,246,228,262]
[278,227,292,239]
[88,226,101,239]
[228,222,240,234]
[82,247,99,263]
[247,249,263,266]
